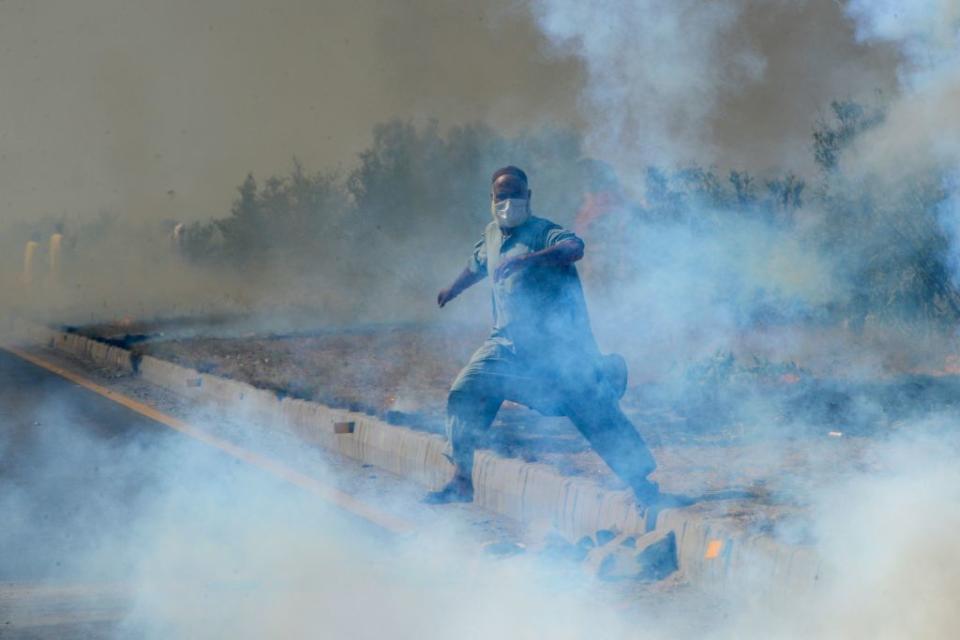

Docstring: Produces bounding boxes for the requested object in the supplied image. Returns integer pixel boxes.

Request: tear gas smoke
[5,381,960,638]
[528,0,899,176]
[3,1,960,638]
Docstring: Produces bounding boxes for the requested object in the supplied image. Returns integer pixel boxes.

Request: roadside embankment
[9,318,824,587]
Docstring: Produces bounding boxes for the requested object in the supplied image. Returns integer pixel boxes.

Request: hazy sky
[0,0,898,225]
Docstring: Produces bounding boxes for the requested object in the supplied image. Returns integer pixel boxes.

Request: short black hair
[491,165,528,186]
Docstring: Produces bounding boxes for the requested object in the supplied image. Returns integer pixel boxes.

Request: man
[427,166,662,507]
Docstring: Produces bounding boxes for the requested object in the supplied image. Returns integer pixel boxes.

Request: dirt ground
[72,316,896,503]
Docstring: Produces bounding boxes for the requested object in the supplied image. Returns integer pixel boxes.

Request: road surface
[0,346,421,637]
[0,345,711,639]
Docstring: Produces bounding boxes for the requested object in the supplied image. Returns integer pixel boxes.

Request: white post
[172,222,185,254]
[49,232,63,284]
[22,240,39,288]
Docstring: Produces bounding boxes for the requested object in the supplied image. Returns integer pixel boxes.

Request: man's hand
[494,254,528,282]
[437,287,456,308]
[494,239,584,283]
[437,267,486,309]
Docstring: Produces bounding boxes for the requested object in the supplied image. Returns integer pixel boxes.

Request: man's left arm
[494,228,584,281]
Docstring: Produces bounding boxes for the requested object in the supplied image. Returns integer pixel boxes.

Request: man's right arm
[439,230,488,308]
[438,268,484,308]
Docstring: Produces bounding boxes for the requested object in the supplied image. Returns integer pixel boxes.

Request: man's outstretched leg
[423,389,501,503]
[424,340,510,504]
[562,382,660,506]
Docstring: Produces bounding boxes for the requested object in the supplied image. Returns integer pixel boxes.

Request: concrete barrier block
[50,332,66,351]
[102,344,133,372]
[472,453,528,520]
[556,477,620,541]
[346,417,451,488]
[473,451,568,521]
[245,386,282,427]
[472,453,645,542]
[585,530,678,581]
[513,464,569,524]
[351,417,382,458]
[177,374,280,429]
[139,355,202,398]
[352,418,402,470]
[72,335,91,360]
[422,438,454,489]
[399,431,451,486]
[655,506,722,580]
[593,491,645,537]
[199,373,243,408]
[329,412,364,460]
[30,330,130,373]
[53,333,133,374]
[731,535,820,591]
[277,397,308,428]
[297,401,330,439]
[115,346,134,372]
[90,341,108,363]
[651,503,818,587]
[65,334,84,356]
[393,430,434,475]
[278,398,337,446]
[59,333,80,357]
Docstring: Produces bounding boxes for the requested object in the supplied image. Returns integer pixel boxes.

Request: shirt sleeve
[544,224,585,250]
[467,234,488,278]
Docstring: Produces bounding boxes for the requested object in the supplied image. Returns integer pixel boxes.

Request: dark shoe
[422,476,474,504]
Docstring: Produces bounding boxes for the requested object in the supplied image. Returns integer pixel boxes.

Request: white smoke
[844,1,960,283]
[528,0,764,172]
[511,4,960,637]
[847,0,960,72]
[843,1,960,171]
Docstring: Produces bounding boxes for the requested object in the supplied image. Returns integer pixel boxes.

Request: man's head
[490,166,532,229]
[491,166,530,201]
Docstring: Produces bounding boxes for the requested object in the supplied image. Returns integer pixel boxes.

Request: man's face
[492,175,530,203]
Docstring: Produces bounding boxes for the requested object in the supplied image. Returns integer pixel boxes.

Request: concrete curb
[38,326,135,373]
[28,323,820,587]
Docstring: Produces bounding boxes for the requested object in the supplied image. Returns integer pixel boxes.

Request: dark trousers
[444,338,656,493]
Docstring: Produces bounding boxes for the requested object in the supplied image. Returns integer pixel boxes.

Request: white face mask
[491,197,530,229]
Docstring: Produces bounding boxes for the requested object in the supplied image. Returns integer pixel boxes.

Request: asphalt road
[0,345,713,640]
[0,348,390,637]
[1,347,179,581]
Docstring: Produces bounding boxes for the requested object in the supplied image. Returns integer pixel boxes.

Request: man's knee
[446,386,472,414]
[449,357,490,396]
[447,381,495,425]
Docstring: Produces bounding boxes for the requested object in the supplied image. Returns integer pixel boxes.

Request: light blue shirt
[467,216,600,363]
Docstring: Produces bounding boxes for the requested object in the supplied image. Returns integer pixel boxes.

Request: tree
[216,173,264,264]
[812,100,884,172]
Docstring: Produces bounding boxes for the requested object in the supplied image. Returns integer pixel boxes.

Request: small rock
[585,530,678,581]
[535,532,590,563]
[595,529,618,546]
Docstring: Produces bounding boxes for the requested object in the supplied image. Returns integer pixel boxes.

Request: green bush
[182,107,960,328]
